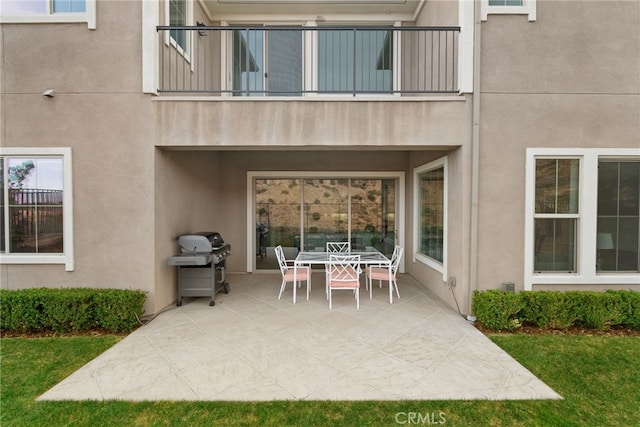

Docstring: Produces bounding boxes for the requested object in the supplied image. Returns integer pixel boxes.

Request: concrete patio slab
[38,273,562,401]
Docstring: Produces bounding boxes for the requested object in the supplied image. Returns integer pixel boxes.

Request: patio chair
[327,254,361,310]
[365,246,403,302]
[325,241,351,297]
[275,245,311,303]
[326,241,350,253]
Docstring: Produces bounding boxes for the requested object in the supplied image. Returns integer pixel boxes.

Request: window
[414,158,447,278]
[525,148,639,290]
[488,0,523,5]
[0,0,95,29]
[481,0,536,21]
[0,148,74,271]
[169,0,189,54]
[597,161,639,272]
[534,158,579,272]
[53,0,85,13]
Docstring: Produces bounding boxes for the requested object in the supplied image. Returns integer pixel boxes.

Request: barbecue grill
[167,232,231,306]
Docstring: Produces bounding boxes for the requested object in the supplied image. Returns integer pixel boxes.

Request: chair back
[274,245,288,275]
[390,246,404,274]
[328,254,361,283]
[326,241,350,253]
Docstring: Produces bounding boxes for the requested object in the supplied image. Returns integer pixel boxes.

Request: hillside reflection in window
[5,158,64,253]
[418,166,444,262]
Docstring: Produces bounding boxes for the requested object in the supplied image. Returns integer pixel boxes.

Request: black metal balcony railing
[156,25,460,96]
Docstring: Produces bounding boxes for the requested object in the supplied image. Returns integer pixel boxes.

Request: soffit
[200,0,424,21]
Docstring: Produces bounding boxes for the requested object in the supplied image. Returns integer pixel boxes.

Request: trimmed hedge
[473,290,640,331]
[0,288,146,333]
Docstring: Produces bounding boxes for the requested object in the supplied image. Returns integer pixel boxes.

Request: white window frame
[0,0,96,29]
[0,147,74,271]
[524,148,640,290]
[481,0,536,22]
[413,157,448,282]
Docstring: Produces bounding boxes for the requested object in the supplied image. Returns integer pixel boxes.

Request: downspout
[467,0,482,319]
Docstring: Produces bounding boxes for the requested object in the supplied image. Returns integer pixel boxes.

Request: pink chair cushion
[284,267,310,281]
[367,267,394,281]
[329,279,359,288]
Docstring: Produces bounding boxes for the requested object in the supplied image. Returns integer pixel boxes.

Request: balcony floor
[38,273,561,401]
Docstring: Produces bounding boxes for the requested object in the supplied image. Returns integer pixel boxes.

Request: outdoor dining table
[292,249,393,304]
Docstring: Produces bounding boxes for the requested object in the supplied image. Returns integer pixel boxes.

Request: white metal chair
[275,245,310,303]
[325,241,351,297]
[327,254,361,309]
[365,246,403,303]
[326,241,350,253]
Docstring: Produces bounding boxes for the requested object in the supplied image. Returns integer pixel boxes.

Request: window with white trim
[414,158,448,278]
[524,148,639,290]
[533,158,579,273]
[0,0,95,29]
[481,0,536,21]
[0,148,74,271]
[168,0,191,55]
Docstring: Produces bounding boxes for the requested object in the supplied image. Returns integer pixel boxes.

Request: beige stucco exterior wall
[153,99,469,148]
[476,1,640,292]
[0,2,161,314]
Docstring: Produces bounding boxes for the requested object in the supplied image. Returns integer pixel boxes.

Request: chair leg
[278,279,287,300]
[356,287,359,310]
[329,288,332,309]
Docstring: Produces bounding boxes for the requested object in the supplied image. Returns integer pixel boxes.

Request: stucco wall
[476,1,640,292]
[0,2,160,315]
[154,98,470,148]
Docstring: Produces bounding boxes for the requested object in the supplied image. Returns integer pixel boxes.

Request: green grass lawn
[1,334,639,426]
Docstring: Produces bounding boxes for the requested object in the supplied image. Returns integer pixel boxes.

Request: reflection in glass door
[255,176,398,270]
[255,179,301,269]
[350,179,396,258]
[303,179,349,251]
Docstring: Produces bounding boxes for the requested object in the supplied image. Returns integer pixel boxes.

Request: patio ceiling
[201,0,426,21]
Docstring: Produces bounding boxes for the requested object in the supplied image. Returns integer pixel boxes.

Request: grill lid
[179,232,225,253]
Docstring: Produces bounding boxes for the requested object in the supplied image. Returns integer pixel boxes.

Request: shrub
[617,290,640,329]
[0,288,146,334]
[93,289,146,332]
[473,289,640,332]
[520,291,577,329]
[472,290,523,331]
[572,291,626,331]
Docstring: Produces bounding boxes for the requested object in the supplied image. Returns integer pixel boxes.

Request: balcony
[156,25,460,97]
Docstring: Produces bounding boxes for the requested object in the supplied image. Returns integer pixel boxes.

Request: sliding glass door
[232,27,303,96]
[254,176,398,270]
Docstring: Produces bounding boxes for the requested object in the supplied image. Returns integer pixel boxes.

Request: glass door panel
[255,179,301,270]
[233,29,264,96]
[267,29,302,96]
[381,179,397,258]
[318,29,393,93]
[303,179,349,252]
[350,179,396,257]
